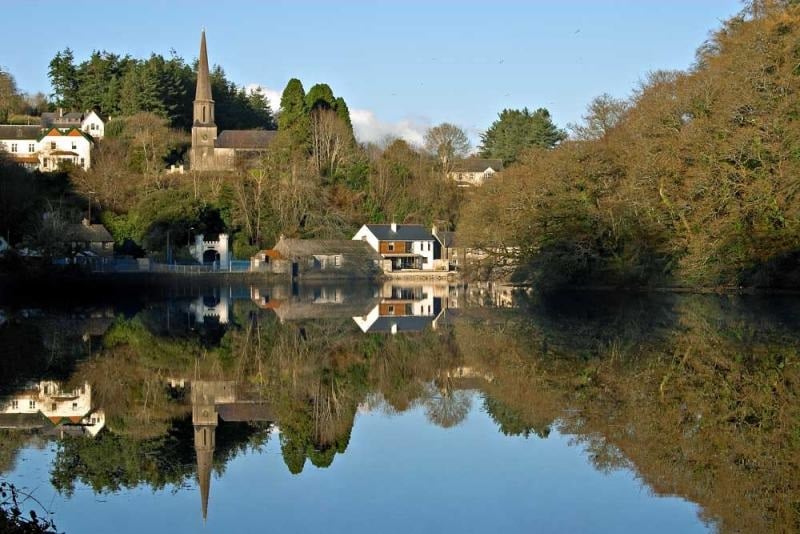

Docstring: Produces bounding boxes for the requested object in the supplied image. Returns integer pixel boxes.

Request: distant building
[0,125,43,170]
[252,237,382,278]
[448,158,503,187]
[189,31,276,172]
[353,223,449,272]
[41,109,107,139]
[64,219,114,257]
[0,124,94,171]
[39,127,94,171]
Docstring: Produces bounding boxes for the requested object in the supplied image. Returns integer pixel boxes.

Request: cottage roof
[0,125,42,140]
[41,112,83,126]
[451,158,504,173]
[436,230,457,248]
[363,224,434,241]
[0,412,52,430]
[274,238,381,260]
[217,402,274,422]
[65,222,114,243]
[216,129,277,149]
[366,316,435,333]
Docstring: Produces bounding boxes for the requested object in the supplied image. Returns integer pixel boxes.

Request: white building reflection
[0,381,105,437]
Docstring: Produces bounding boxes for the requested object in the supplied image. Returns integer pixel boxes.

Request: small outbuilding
[252,238,382,278]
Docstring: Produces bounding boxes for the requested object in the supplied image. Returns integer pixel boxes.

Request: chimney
[390,222,397,232]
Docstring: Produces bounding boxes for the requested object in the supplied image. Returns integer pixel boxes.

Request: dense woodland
[2,1,800,289]
[460,1,800,288]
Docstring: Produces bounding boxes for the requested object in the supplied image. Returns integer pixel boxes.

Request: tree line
[459,1,800,289]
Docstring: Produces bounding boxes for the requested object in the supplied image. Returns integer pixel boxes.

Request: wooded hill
[459,0,800,289]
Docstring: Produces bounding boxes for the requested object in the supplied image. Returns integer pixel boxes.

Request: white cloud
[349,108,429,147]
[245,84,282,113]
[246,84,429,147]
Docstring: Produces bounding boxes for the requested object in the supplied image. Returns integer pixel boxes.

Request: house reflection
[0,381,105,437]
[353,283,453,334]
[250,282,377,322]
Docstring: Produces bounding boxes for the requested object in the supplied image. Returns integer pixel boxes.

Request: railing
[87,258,254,274]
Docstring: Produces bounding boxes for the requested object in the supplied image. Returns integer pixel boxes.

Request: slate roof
[216,130,277,149]
[451,158,504,173]
[0,412,52,430]
[274,238,381,260]
[217,403,274,422]
[65,223,114,243]
[363,224,434,241]
[436,230,456,248]
[41,112,83,126]
[0,125,42,140]
[365,316,435,333]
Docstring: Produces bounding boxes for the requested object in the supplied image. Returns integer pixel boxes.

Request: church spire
[195,30,213,102]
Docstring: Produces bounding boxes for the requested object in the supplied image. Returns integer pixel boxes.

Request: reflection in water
[0,282,797,532]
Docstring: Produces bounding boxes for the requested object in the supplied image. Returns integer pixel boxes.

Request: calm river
[0,281,797,533]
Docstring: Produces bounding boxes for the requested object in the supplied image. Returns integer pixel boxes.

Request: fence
[88,258,254,274]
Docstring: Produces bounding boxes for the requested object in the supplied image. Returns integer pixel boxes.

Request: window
[80,158,85,167]
[388,242,395,252]
[10,143,17,153]
[50,141,56,149]
[10,400,18,410]
[387,305,395,315]
[71,141,77,150]
[72,402,78,411]
[334,256,341,267]
[28,143,35,153]
[29,400,36,409]
[51,403,57,411]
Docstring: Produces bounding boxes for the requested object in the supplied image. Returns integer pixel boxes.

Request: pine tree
[479,107,566,165]
[278,78,307,130]
[305,83,335,111]
[48,48,79,109]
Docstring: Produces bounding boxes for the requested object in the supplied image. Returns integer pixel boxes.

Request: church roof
[195,30,213,102]
[215,129,277,149]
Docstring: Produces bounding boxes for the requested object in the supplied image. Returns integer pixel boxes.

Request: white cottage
[38,127,93,171]
[353,223,446,271]
[448,158,504,187]
[0,125,41,170]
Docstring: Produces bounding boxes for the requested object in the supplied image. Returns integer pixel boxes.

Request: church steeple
[193,30,215,127]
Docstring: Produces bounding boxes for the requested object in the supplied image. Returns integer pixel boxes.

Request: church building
[189,31,276,172]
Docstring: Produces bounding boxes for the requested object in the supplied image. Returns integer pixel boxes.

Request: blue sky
[2,0,742,144]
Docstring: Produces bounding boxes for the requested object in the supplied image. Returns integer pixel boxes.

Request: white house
[42,109,106,139]
[38,127,93,171]
[0,125,41,170]
[80,110,106,139]
[353,223,446,271]
[448,158,504,187]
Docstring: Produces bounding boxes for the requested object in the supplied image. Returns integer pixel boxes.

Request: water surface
[0,281,797,533]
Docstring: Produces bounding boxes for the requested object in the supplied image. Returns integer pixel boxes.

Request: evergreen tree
[278,78,307,130]
[334,96,353,134]
[479,107,566,165]
[305,83,335,111]
[48,48,79,109]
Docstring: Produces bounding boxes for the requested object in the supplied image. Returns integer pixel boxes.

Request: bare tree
[310,108,353,177]
[568,93,630,141]
[424,122,470,175]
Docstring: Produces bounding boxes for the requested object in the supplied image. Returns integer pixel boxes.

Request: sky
[1,0,743,145]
